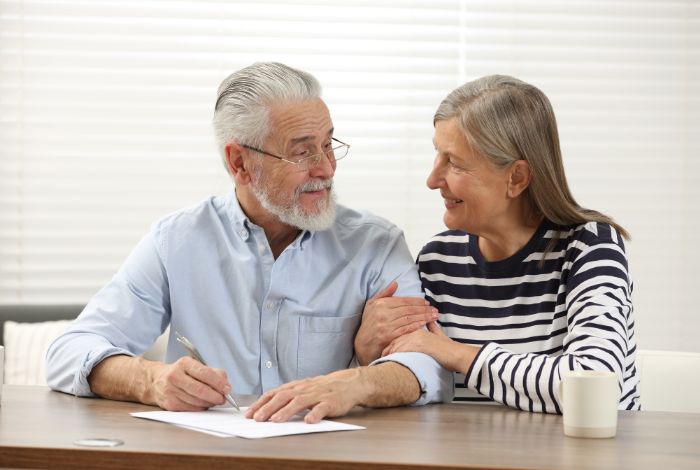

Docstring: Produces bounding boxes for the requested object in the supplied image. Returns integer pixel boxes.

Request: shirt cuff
[73,347,135,397]
[464,342,499,389]
[372,351,454,405]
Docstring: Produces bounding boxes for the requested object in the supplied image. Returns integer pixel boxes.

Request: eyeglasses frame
[240,137,350,168]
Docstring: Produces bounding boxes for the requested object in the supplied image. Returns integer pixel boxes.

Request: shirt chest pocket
[295,313,362,379]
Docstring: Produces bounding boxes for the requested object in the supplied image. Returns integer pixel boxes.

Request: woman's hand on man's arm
[354,281,438,366]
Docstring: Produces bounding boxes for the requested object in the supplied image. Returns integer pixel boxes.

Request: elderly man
[46,62,451,414]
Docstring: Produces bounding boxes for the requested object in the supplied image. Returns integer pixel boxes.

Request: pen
[175,330,241,412]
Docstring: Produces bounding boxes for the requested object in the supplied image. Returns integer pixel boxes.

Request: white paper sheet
[175,424,233,437]
[131,407,365,439]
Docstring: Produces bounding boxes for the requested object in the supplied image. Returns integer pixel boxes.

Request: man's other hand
[245,368,368,424]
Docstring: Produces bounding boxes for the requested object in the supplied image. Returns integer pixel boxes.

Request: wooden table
[1,385,699,469]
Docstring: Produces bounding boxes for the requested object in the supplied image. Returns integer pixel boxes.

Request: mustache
[295,179,333,197]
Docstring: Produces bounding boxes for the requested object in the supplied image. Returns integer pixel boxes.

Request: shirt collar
[223,191,248,240]
[298,229,314,249]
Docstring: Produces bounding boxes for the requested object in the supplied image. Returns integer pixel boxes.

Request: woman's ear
[507,160,532,199]
[225,143,253,185]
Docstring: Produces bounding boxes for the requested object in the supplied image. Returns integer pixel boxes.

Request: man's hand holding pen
[145,356,233,412]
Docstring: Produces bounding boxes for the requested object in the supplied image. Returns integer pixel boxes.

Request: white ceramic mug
[559,370,619,438]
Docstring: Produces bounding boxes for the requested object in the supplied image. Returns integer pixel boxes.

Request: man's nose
[308,152,335,178]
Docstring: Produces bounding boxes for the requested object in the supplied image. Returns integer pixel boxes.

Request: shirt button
[266,301,274,310]
[265,361,273,369]
[258,244,265,253]
[239,228,248,240]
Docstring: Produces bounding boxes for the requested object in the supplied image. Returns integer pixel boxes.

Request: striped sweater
[417,219,640,413]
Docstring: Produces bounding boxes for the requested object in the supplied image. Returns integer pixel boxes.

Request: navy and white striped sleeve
[464,223,635,413]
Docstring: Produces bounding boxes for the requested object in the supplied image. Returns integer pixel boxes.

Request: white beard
[250,173,337,232]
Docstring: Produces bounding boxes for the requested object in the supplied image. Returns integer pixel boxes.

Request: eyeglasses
[241,137,350,171]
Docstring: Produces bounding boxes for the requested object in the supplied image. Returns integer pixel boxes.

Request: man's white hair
[212,62,322,174]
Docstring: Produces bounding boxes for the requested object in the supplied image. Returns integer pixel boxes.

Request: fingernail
[224,384,232,394]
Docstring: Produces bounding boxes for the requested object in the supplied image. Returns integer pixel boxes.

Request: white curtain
[1,0,698,352]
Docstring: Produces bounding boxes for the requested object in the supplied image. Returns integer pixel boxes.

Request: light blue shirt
[46,192,452,404]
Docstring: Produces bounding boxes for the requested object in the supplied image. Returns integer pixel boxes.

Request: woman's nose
[426,156,444,190]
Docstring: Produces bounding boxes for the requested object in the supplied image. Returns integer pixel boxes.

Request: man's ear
[507,160,532,199]
[225,142,253,185]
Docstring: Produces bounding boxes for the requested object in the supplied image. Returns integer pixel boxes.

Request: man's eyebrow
[289,128,334,145]
[290,136,314,145]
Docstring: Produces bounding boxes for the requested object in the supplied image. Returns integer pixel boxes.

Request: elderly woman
[383,75,640,413]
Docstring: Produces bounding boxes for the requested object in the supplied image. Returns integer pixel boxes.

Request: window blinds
[456,1,700,351]
[1,1,698,351]
[0,0,457,302]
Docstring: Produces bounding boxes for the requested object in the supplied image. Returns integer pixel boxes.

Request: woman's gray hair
[212,62,322,172]
[435,74,629,240]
